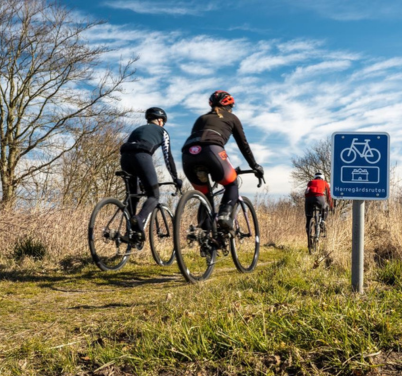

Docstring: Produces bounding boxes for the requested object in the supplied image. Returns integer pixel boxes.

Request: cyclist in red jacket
[305,172,334,233]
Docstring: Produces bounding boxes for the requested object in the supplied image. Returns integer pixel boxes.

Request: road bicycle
[340,138,381,164]
[88,170,178,271]
[307,205,326,255]
[173,167,265,283]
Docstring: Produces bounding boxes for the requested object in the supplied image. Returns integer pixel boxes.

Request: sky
[60,0,402,197]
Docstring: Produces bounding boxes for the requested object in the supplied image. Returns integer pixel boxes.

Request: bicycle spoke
[88,198,131,271]
[174,191,216,283]
[149,205,176,266]
[230,196,260,273]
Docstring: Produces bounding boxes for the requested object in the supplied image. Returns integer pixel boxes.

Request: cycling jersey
[182,110,257,168]
[305,178,333,208]
[120,123,178,180]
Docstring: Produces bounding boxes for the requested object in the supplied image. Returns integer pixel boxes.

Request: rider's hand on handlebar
[174,178,183,191]
[253,164,264,179]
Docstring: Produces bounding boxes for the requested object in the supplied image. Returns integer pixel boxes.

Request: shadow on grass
[67,302,133,310]
[0,261,184,292]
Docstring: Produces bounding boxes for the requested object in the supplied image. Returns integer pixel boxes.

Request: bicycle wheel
[88,198,131,271]
[365,148,381,164]
[174,191,217,283]
[230,196,260,273]
[308,215,319,255]
[149,204,175,266]
[340,148,356,163]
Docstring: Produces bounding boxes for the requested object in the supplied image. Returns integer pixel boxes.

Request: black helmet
[145,107,167,123]
[209,90,235,107]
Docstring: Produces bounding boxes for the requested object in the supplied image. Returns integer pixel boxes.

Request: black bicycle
[308,205,326,255]
[173,167,264,283]
[88,171,178,271]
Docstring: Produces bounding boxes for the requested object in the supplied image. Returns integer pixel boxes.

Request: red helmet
[208,90,235,107]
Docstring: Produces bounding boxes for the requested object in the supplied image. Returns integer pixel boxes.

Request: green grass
[1,247,402,375]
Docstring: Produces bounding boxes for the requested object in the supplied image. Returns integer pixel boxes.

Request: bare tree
[0,0,137,205]
[291,138,331,189]
[60,122,126,207]
[291,138,350,211]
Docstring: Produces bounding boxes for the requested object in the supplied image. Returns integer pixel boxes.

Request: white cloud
[171,36,250,65]
[179,63,214,76]
[289,60,352,81]
[282,0,402,21]
[239,52,312,74]
[102,0,218,16]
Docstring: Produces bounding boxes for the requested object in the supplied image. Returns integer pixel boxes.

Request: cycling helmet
[209,90,235,107]
[145,107,167,123]
[314,172,325,180]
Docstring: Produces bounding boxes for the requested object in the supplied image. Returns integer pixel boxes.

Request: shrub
[376,259,402,287]
[13,236,47,262]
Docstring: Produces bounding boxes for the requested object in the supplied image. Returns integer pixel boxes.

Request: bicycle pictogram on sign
[340,138,381,164]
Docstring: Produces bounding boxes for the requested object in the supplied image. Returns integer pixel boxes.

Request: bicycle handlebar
[159,182,181,196]
[235,167,266,188]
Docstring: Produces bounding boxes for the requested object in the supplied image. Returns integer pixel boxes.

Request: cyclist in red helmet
[182,90,264,231]
[305,172,334,234]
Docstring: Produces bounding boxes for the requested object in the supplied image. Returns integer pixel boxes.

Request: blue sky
[61,0,402,197]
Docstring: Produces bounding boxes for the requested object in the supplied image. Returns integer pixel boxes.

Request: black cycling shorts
[182,144,237,194]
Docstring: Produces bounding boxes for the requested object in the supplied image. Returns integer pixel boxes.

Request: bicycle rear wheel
[308,215,319,255]
[230,196,260,273]
[88,198,131,271]
[149,204,175,266]
[174,191,217,283]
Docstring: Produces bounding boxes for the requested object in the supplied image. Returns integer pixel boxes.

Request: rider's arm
[161,130,178,180]
[325,181,334,209]
[231,116,258,168]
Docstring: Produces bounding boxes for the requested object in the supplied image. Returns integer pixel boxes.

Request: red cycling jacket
[305,178,334,209]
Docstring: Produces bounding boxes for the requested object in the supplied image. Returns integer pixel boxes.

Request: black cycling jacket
[120,123,178,180]
[182,110,257,167]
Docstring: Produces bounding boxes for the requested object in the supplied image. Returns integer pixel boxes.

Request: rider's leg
[182,151,212,231]
[128,153,160,240]
[209,146,238,231]
[305,198,314,234]
[120,154,139,217]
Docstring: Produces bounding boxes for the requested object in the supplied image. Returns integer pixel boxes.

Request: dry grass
[0,195,401,274]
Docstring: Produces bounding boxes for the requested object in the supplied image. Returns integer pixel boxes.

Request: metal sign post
[331,132,390,293]
[352,200,364,292]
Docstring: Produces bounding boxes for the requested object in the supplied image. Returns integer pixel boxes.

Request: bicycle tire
[174,191,217,283]
[88,198,132,271]
[340,148,356,164]
[365,148,381,164]
[149,204,176,266]
[308,214,319,255]
[230,196,260,273]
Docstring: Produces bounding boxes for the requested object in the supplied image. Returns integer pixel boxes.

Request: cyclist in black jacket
[182,91,264,231]
[120,107,182,241]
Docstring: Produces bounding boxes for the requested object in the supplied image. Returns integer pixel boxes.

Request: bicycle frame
[116,170,176,239]
[312,206,322,240]
[200,167,263,245]
[348,138,374,158]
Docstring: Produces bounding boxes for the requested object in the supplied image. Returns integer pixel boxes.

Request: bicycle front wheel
[230,196,260,273]
[88,198,131,271]
[149,204,175,266]
[174,191,217,283]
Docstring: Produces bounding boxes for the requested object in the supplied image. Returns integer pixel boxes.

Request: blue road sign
[331,132,390,200]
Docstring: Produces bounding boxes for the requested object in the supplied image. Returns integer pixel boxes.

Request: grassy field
[1,243,402,376]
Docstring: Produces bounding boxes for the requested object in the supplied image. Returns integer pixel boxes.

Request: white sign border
[331,131,390,201]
